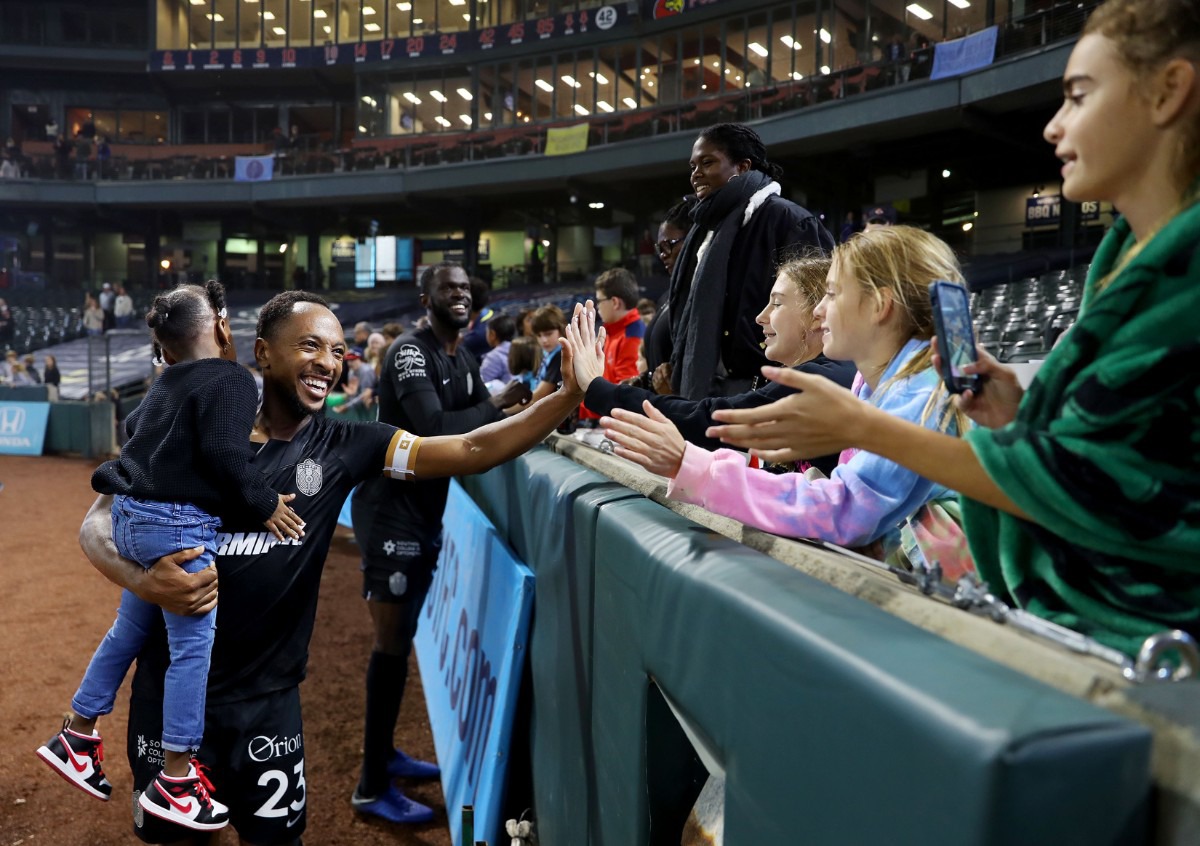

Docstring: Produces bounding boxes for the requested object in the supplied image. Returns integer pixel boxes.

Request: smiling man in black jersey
[76,289,596,846]
[349,262,531,824]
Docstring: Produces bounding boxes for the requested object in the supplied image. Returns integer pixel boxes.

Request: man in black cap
[864,204,897,232]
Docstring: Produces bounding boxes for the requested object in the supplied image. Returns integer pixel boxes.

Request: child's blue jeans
[71,495,220,753]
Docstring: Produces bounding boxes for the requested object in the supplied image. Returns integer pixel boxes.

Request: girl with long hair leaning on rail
[708,0,1200,657]
[586,226,969,554]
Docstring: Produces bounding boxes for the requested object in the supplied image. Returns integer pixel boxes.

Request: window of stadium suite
[380,72,472,133]
[63,108,168,144]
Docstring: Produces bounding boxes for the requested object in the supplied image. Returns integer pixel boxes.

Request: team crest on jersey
[296,458,323,496]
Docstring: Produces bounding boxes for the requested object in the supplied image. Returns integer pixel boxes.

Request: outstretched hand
[707,366,868,463]
[600,400,686,477]
[933,339,1024,429]
[560,301,606,398]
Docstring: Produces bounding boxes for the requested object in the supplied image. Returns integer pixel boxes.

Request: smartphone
[928,280,982,394]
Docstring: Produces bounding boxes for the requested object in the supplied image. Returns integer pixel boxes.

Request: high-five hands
[561,300,607,395]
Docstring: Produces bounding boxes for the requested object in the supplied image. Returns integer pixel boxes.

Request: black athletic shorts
[128,686,307,845]
[356,516,439,604]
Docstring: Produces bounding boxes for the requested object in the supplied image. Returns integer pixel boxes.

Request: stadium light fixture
[314,9,327,17]
[430,90,447,102]
[272,26,286,34]
[160,259,171,270]
[189,0,205,5]
[780,35,801,50]
[263,11,275,19]
[279,244,288,253]
[562,75,581,88]
[962,222,974,231]
[948,0,970,7]
[462,13,471,21]
[589,202,605,209]
[206,13,224,20]
[748,42,768,57]
[484,111,493,120]
[397,1,412,8]
[460,115,472,125]
[906,3,934,19]
[819,28,831,43]
[623,97,637,108]
[820,65,830,74]
[594,73,608,84]
[323,25,331,32]
[412,17,423,23]
[404,92,422,104]
[541,240,550,247]
[457,88,473,100]
[435,116,451,127]
[536,79,554,92]
[597,101,614,112]
[365,22,381,30]
[362,5,377,13]
[942,168,951,178]
[574,104,589,115]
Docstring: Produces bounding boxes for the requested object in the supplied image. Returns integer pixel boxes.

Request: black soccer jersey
[355,327,503,543]
[129,415,422,706]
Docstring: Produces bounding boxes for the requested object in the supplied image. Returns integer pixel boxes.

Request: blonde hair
[774,253,832,363]
[776,253,831,312]
[833,226,969,434]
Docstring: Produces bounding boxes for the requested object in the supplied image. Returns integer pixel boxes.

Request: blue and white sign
[415,481,535,846]
[0,401,50,455]
[931,26,998,80]
[1026,194,1062,226]
[233,154,274,182]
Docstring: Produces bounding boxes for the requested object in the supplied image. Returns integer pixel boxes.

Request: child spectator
[507,335,541,393]
[636,298,657,326]
[529,304,567,403]
[480,312,517,389]
[579,269,644,422]
[36,281,304,832]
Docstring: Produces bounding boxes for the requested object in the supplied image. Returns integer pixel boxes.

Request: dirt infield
[0,454,451,846]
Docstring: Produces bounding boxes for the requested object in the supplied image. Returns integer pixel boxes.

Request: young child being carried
[36,281,304,832]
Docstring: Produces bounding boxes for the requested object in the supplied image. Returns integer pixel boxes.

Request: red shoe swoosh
[156,783,198,816]
[63,741,90,774]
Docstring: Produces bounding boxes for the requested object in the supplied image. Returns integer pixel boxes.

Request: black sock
[358,650,409,798]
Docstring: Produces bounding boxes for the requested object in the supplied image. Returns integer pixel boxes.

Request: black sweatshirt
[91,358,278,523]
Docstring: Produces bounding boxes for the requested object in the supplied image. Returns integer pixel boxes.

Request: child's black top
[91,358,277,522]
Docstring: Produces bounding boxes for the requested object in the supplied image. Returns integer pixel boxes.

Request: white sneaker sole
[35,744,110,802]
[138,790,230,831]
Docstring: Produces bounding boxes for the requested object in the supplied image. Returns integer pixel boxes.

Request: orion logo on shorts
[248,733,304,762]
[295,458,323,496]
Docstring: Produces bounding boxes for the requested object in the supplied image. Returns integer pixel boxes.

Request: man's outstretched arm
[412,303,598,479]
[79,494,217,616]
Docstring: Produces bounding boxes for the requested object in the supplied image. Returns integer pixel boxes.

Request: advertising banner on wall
[0,402,50,455]
[930,26,999,80]
[413,481,535,846]
[233,155,274,182]
[544,123,590,156]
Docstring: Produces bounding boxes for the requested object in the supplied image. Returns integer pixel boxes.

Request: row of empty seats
[971,265,1089,363]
